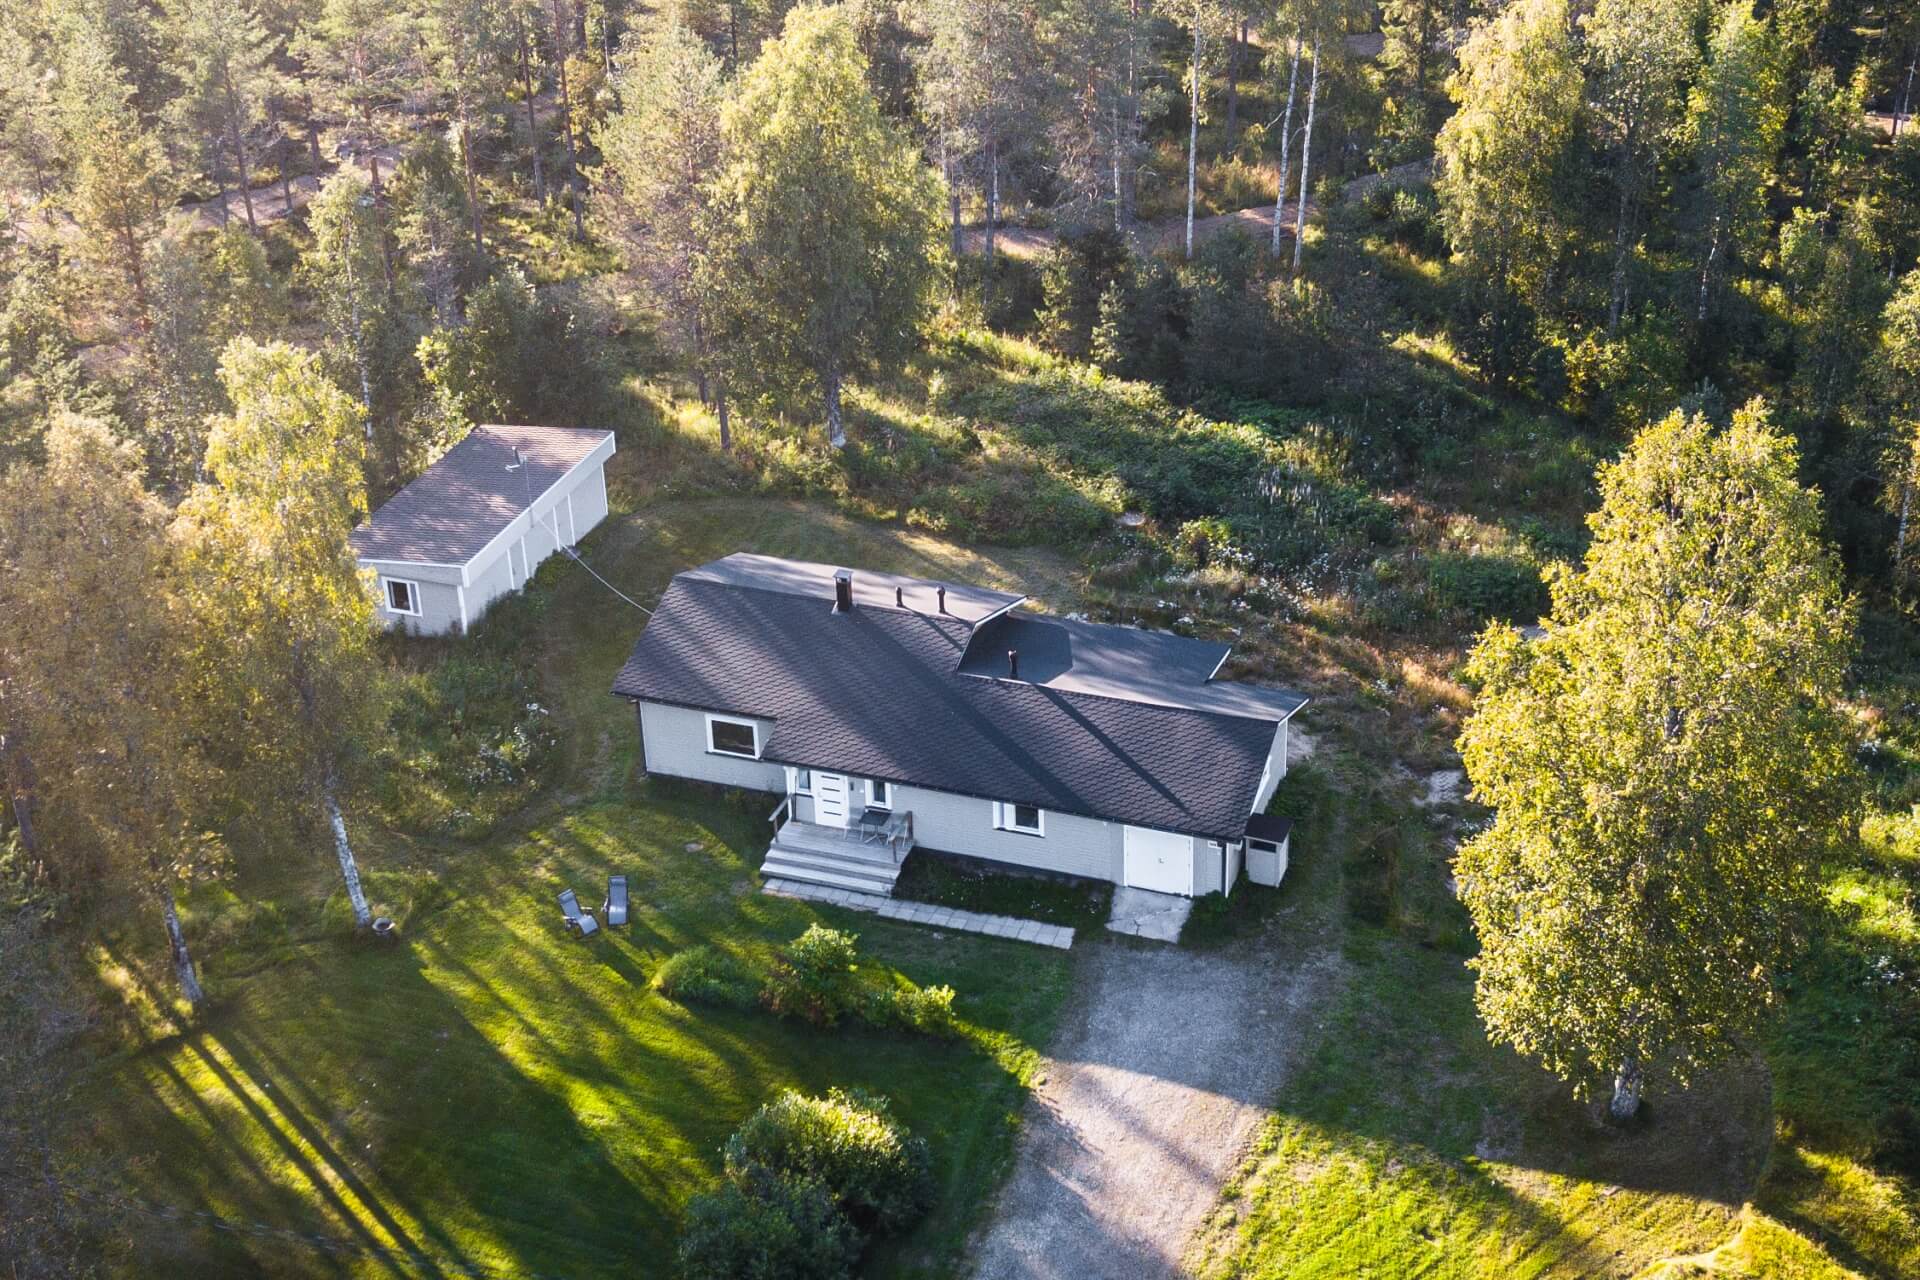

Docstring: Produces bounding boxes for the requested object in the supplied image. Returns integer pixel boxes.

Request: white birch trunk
[1272,30,1302,258]
[1609,1057,1643,1121]
[162,888,206,1008]
[1112,102,1124,232]
[1897,444,1916,602]
[825,369,845,449]
[325,781,372,928]
[1185,20,1201,258]
[1291,36,1320,276]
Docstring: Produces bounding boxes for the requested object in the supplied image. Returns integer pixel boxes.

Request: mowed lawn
[70,499,1089,1278]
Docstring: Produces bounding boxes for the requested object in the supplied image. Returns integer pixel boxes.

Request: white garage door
[1123,825,1192,895]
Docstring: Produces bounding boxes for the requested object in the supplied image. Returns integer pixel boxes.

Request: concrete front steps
[761,823,904,897]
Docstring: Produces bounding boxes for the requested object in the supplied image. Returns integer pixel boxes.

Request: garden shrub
[677,1166,858,1280]
[765,924,862,1026]
[882,983,958,1037]
[653,945,759,1010]
[1427,551,1548,623]
[723,1088,933,1237]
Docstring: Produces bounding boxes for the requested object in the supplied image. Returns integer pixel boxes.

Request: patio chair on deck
[857,808,889,844]
[558,888,599,937]
[603,875,629,927]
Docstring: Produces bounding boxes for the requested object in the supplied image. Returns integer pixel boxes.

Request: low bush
[723,1088,934,1236]
[764,924,862,1026]
[877,983,959,1037]
[677,1166,859,1280]
[653,945,759,1010]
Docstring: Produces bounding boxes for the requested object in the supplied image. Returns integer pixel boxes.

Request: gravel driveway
[969,935,1341,1280]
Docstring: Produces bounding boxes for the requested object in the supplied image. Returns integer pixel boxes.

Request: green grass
[68,500,1095,1279]
[892,851,1114,933]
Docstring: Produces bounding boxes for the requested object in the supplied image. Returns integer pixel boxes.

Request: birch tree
[598,20,731,444]
[174,340,385,931]
[549,0,588,237]
[300,170,398,425]
[1268,22,1301,259]
[1681,0,1786,327]
[1581,0,1697,332]
[1878,269,1920,599]
[706,5,944,448]
[1457,405,1856,1121]
[1047,0,1162,230]
[0,416,216,1009]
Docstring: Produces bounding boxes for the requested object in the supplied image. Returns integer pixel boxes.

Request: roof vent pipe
[833,569,853,613]
[895,586,904,608]
[1007,649,1019,678]
[937,586,947,613]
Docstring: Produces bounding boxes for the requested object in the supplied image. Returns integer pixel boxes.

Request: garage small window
[706,715,759,758]
[994,801,1043,836]
[384,577,421,616]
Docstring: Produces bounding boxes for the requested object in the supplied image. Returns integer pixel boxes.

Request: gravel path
[969,937,1341,1280]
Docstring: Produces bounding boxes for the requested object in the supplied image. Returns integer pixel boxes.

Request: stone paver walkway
[762,879,1074,949]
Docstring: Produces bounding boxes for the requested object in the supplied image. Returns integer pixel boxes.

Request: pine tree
[162,0,285,232]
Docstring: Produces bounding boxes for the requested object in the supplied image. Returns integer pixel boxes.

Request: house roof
[681,553,1023,625]
[350,425,613,566]
[958,613,1307,720]
[610,559,1308,841]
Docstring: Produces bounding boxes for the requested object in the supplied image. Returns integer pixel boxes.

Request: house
[610,554,1306,898]
[351,424,616,635]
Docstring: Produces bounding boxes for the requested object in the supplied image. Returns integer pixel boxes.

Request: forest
[3,0,1920,1276]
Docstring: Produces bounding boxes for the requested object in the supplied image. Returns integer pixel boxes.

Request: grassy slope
[72,500,1089,1279]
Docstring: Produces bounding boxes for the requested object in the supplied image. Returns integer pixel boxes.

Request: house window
[866,779,891,809]
[994,801,1044,836]
[792,768,813,795]
[706,715,759,759]
[384,577,421,616]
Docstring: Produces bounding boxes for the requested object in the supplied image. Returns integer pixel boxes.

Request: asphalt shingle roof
[611,563,1307,840]
[350,424,612,566]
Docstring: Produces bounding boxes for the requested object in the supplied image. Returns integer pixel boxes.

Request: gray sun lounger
[558,888,599,937]
[602,875,629,927]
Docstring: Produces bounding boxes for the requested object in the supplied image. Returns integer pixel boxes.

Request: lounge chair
[603,875,629,927]
[558,888,599,937]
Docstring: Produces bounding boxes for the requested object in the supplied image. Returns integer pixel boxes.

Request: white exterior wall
[883,782,1124,882]
[638,702,786,791]
[360,436,616,638]
[1251,719,1290,814]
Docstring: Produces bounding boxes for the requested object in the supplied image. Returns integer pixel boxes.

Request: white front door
[813,772,850,827]
[1123,825,1193,895]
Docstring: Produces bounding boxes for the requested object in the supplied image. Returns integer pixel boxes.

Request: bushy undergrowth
[655,924,960,1038]
[681,1088,932,1280]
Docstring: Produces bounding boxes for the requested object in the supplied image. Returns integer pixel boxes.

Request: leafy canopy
[1456,405,1858,1098]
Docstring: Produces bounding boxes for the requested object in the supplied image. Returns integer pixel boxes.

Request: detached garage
[351,424,615,636]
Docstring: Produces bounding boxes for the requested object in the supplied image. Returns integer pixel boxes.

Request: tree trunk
[716,379,732,453]
[160,885,206,1009]
[365,143,397,299]
[729,3,740,66]
[324,780,372,929]
[1609,1058,1643,1121]
[824,367,845,449]
[1897,444,1916,603]
[277,107,293,213]
[0,736,39,867]
[1185,20,1201,258]
[1291,36,1320,277]
[222,69,258,231]
[1111,101,1124,232]
[520,24,547,203]
[985,136,999,263]
[1607,176,1633,333]
[1273,30,1302,258]
[460,123,485,255]
[1224,22,1244,147]
[944,135,962,260]
[551,0,586,238]
[1697,215,1721,323]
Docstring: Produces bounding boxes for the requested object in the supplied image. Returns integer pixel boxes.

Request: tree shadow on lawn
[96,935,653,1278]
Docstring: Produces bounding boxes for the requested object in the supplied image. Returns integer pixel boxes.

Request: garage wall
[367,564,464,636]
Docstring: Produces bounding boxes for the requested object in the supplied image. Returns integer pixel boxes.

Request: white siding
[638,702,786,791]
[890,782,1122,881]
[1252,719,1290,813]
[467,548,516,623]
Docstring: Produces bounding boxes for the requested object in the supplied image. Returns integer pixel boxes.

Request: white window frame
[789,767,813,795]
[384,576,422,616]
[866,779,892,810]
[705,714,760,759]
[993,800,1044,837]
